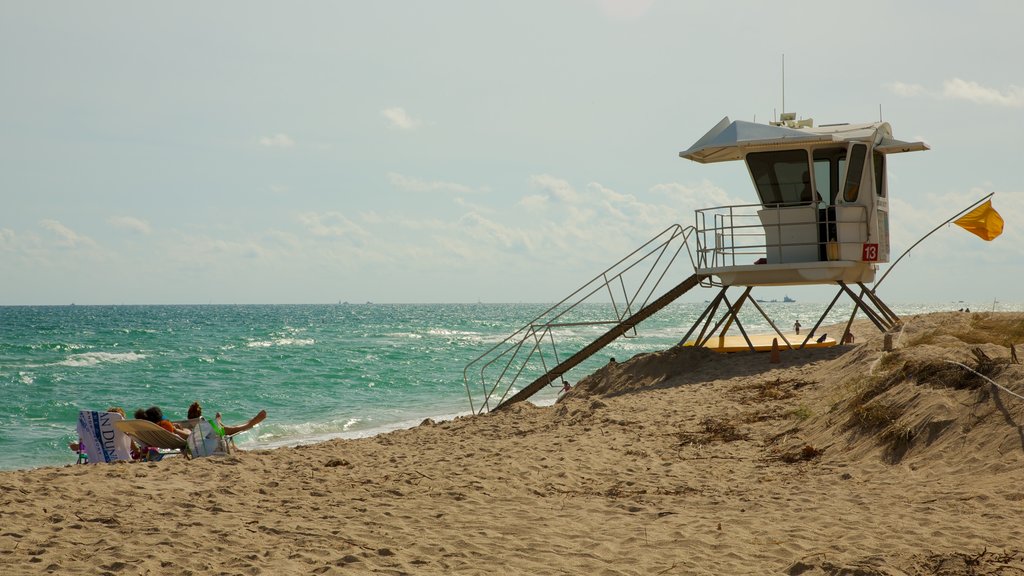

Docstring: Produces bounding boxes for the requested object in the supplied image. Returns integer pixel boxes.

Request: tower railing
[694,202,870,286]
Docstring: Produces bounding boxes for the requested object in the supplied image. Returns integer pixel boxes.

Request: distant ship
[754,295,797,304]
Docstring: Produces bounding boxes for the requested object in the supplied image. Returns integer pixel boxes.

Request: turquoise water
[0,300,1013,470]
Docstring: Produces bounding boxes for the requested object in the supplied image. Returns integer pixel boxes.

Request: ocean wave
[30,343,89,352]
[57,351,147,367]
[387,332,423,339]
[245,337,316,348]
[427,328,481,338]
[247,411,475,451]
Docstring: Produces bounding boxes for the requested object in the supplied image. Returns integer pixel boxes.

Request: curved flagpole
[841,192,996,338]
[874,191,995,290]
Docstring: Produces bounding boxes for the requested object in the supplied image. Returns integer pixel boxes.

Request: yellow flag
[954,199,1004,241]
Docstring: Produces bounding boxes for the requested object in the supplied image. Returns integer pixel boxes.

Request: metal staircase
[462,225,705,413]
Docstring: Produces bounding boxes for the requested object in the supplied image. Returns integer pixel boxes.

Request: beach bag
[186,418,230,458]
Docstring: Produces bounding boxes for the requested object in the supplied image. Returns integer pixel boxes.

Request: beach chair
[76,410,134,464]
[113,419,188,459]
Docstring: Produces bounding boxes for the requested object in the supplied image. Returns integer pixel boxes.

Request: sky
[1,1,1021,306]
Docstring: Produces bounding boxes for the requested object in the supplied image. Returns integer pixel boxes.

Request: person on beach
[143,406,191,439]
[794,320,801,335]
[187,401,267,436]
[558,380,572,397]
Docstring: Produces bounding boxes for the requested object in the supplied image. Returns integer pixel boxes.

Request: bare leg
[216,409,267,436]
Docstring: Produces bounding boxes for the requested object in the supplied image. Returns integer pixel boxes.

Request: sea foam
[57,351,147,367]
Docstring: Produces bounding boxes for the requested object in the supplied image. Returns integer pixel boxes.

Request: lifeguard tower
[464,114,927,412]
[677,114,928,350]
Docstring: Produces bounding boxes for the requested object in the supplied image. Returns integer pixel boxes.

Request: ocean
[1,299,1015,471]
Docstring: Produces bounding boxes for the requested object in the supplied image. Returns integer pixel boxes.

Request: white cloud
[453,197,495,215]
[259,133,295,148]
[381,107,421,130]
[519,194,549,211]
[941,78,1024,108]
[0,228,14,251]
[884,81,926,98]
[167,233,273,266]
[458,211,537,252]
[387,172,474,194]
[297,211,369,240]
[886,78,1024,108]
[38,220,95,248]
[108,216,152,235]
[360,211,384,224]
[529,174,583,204]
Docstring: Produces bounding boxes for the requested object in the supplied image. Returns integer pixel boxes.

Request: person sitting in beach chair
[142,406,192,440]
[186,401,267,439]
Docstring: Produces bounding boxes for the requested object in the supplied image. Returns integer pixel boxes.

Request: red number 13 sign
[862,243,879,262]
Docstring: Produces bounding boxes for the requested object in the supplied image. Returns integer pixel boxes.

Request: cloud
[519,194,549,211]
[38,220,95,248]
[108,216,152,235]
[884,81,926,98]
[941,78,1024,108]
[886,78,1024,108]
[296,211,369,241]
[0,228,14,251]
[529,174,583,204]
[167,233,273,267]
[387,172,474,194]
[259,133,295,148]
[381,107,421,130]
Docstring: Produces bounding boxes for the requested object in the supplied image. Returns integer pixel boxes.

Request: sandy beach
[1,311,1022,575]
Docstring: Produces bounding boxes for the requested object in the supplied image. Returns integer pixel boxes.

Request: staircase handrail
[463,224,697,414]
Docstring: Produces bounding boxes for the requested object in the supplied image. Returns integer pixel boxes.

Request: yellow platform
[683,333,836,353]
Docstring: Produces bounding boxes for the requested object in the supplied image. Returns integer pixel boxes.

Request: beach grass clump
[842,371,907,431]
[876,351,903,371]
[920,549,1024,574]
[778,444,824,463]
[909,352,1004,390]
[849,371,903,408]
[788,405,813,421]
[744,377,812,402]
[883,423,914,442]
[700,417,747,442]
[675,417,748,445]
[907,329,942,347]
[963,313,1024,345]
[850,401,903,430]
[880,422,915,461]
[906,313,1024,348]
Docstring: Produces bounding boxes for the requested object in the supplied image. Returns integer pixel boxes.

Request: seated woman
[186,401,267,436]
[142,406,191,439]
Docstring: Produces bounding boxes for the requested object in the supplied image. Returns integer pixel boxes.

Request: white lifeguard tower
[678,114,928,349]
[464,114,930,412]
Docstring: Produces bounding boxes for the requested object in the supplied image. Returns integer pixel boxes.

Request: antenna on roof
[781,53,785,117]
[879,103,883,122]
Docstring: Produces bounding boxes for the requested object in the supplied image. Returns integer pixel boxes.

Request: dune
[1,311,1022,575]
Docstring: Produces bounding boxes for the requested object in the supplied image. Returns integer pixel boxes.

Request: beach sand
[1,311,1022,575]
